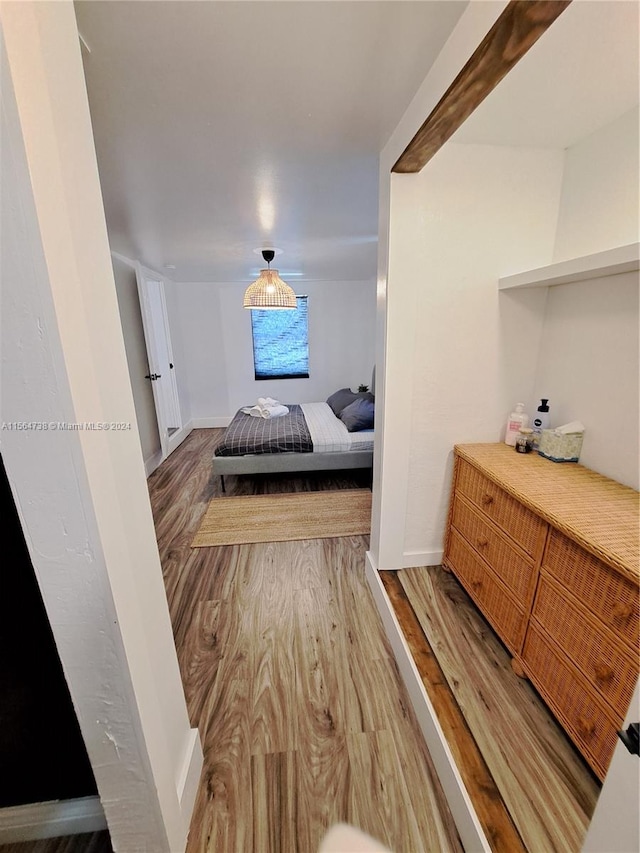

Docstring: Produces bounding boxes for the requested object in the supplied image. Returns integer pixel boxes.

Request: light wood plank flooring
[388,566,601,853]
[148,429,462,853]
[3,428,603,853]
[0,833,112,853]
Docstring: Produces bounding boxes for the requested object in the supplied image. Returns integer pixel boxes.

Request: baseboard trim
[144,449,164,477]
[190,417,232,428]
[402,548,443,568]
[178,727,203,833]
[145,422,194,477]
[365,552,490,853]
[0,796,107,844]
[168,421,193,454]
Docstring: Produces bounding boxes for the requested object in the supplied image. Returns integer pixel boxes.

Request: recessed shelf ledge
[498,242,640,290]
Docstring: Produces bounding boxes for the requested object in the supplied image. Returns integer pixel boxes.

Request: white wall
[391,144,564,561]
[175,279,376,423]
[0,4,201,849]
[534,273,638,488]
[529,107,640,489]
[112,256,162,465]
[370,0,510,571]
[553,106,639,261]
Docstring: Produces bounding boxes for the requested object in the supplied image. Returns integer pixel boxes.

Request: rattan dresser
[443,443,639,780]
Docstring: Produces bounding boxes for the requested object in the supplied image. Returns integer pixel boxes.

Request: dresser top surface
[454,443,639,581]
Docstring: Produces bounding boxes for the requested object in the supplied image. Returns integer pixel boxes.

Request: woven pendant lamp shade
[243,268,297,309]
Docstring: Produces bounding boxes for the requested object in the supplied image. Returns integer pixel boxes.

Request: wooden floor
[148,429,462,853]
[387,566,600,853]
[0,833,112,853]
[3,428,602,853]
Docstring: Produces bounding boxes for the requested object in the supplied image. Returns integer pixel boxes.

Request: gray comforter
[214,404,313,456]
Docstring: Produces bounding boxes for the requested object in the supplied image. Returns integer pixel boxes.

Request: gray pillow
[326,388,360,416]
[338,397,375,432]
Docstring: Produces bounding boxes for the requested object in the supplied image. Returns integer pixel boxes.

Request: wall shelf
[498,242,640,290]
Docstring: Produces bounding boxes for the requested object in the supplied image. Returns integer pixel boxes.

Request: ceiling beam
[392,0,572,174]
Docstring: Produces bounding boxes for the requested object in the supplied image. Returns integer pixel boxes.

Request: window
[250,295,309,380]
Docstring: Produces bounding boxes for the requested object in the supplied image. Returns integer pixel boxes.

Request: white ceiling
[75,0,468,283]
[76,1,639,285]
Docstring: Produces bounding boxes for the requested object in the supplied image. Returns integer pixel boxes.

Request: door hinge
[144,373,162,381]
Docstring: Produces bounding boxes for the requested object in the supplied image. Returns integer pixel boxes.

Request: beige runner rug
[191,489,371,547]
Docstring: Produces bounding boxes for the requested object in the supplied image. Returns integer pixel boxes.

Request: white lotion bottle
[504,403,529,446]
[532,398,550,446]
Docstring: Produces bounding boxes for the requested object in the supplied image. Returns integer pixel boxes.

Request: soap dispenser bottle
[504,403,529,447]
[532,399,550,446]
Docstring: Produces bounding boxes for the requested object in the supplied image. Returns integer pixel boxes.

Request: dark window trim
[254,371,310,381]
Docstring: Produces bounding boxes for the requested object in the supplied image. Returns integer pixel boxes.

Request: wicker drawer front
[455,459,546,557]
[523,624,619,779]
[543,530,639,653]
[447,529,526,654]
[451,495,535,603]
[533,574,637,716]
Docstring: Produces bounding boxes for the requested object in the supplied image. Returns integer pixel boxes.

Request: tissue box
[538,429,584,463]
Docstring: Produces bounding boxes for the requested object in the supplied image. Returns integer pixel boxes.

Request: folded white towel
[261,404,289,419]
[241,405,262,417]
[241,402,289,419]
[258,396,280,407]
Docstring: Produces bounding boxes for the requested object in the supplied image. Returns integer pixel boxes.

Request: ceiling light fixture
[243,249,297,310]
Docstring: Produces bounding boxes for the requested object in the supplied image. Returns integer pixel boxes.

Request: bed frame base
[213,450,373,491]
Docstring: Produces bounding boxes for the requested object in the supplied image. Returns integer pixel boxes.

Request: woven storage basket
[447,530,526,653]
[533,573,637,714]
[451,496,534,602]
[543,530,639,653]
[449,444,639,781]
[455,444,639,580]
[455,459,546,557]
[523,624,619,779]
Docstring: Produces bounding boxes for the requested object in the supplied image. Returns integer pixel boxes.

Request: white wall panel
[390,143,563,557]
[534,273,638,489]
[553,106,640,262]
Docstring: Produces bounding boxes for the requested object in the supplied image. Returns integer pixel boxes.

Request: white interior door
[135,263,182,459]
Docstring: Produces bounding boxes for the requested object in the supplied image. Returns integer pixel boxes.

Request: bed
[212,389,375,491]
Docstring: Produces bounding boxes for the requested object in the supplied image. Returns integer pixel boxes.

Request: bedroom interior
[0,1,638,852]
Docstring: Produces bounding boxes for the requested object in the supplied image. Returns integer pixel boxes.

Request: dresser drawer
[451,495,535,603]
[533,572,637,716]
[523,623,619,779]
[446,529,526,654]
[455,458,546,557]
[543,530,639,654]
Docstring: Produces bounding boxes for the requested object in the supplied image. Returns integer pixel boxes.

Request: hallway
[149,430,462,852]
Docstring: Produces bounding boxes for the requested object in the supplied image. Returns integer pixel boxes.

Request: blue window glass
[250,296,309,380]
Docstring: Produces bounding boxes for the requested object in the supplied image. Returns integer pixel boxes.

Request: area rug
[191,489,372,547]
